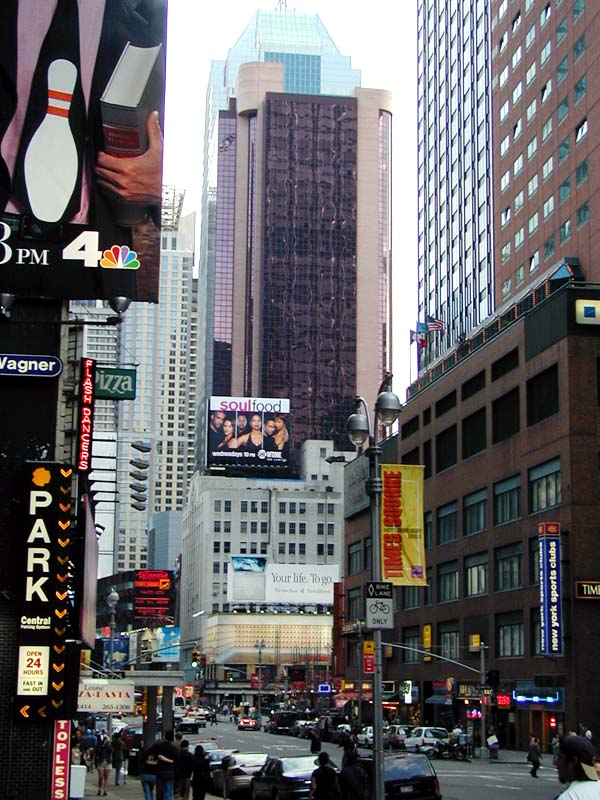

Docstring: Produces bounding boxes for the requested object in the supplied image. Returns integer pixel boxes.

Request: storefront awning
[383,691,400,701]
[425,695,451,704]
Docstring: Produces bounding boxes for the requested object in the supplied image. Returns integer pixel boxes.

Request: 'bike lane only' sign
[365,581,394,629]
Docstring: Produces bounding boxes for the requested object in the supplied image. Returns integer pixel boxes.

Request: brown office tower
[211,62,392,469]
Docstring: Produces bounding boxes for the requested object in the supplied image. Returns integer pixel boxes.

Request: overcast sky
[163,0,418,397]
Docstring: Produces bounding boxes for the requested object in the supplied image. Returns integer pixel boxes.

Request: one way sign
[365,581,394,629]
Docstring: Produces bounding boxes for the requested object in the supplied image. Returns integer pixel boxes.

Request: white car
[404,726,450,752]
[356,726,391,748]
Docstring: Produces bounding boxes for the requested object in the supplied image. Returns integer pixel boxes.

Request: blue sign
[0,353,62,377]
[317,683,331,694]
[538,523,563,655]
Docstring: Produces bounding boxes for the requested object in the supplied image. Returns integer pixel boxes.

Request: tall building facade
[113,195,197,573]
[195,10,392,470]
[491,0,597,304]
[417,0,495,368]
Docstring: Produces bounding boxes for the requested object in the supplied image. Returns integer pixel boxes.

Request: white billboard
[265,564,339,604]
[227,556,268,602]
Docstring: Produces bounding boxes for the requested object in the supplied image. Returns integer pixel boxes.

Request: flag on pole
[416,321,428,334]
[426,314,444,332]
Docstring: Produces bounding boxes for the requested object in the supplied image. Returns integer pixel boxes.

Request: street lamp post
[106,587,119,735]
[255,640,266,720]
[346,374,401,800]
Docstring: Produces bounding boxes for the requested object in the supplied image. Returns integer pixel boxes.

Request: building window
[462,407,486,457]
[348,542,362,575]
[402,586,420,610]
[526,24,536,50]
[424,511,432,551]
[278,541,285,555]
[500,135,510,157]
[557,97,569,124]
[495,543,523,590]
[423,567,432,607]
[499,31,508,53]
[540,3,551,27]
[575,118,588,143]
[497,614,524,657]
[403,628,420,663]
[213,521,221,534]
[492,387,520,443]
[438,561,459,602]
[544,235,555,260]
[241,501,248,513]
[299,543,306,556]
[528,212,539,234]
[516,264,525,285]
[527,136,537,159]
[347,588,362,620]
[528,174,538,197]
[530,250,540,272]
[526,98,537,123]
[364,536,372,570]
[540,41,551,66]
[559,178,570,204]
[576,159,588,186]
[558,136,569,163]
[501,242,511,263]
[513,153,523,176]
[512,11,522,32]
[260,501,268,514]
[500,170,510,192]
[577,201,590,228]
[213,562,221,574]
[250,501,258,513]
[278,521,285,535]
[213,541,221,553]
[541,79,552,104]
[542,155,554,181]
[543,195,554,219]
[560,218,572,243]
[515,190,524,213]
[513,118,523,139]
[501,207,511,227]
[500,100,510,123]
[512,82,523,105]
[494,475,521,525]
[557,56,568,84]
[299,522,306,535]
[542,117,553,142]
[465,553,488,597]
[573,0,584,22]
[437,501,458,545]
[526,62,536,86]
[464,489,487,536]
[214,500,221,512]
[529,537,540,585]
[529,458,561,513]
[439,626,459,660]
[499,66,509,89]
[574,34,585,61]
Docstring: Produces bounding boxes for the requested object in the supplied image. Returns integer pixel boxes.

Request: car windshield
[384,755,433,779]
[235,754,267,766]
[280,757,320,773]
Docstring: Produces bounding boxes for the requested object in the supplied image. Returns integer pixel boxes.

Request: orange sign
[381,465,427,586]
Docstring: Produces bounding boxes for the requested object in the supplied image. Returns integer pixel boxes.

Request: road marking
[483,784,520,790]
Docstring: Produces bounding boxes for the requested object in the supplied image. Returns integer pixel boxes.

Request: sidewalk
[82,768,221,799]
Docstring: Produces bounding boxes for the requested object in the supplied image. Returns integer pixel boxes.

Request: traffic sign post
[365,581,394,629]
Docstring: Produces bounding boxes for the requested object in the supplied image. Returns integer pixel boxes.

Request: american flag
[426,314,444,332]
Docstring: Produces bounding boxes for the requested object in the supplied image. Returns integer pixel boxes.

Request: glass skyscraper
[417,0,494,368]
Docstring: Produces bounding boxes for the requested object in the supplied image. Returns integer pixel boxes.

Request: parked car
[205,749,240,792]
[251,755,339,800]
[238,717,260,731]
[404,727,450,753]
[289,720,310,737]
[386,725,412,750]
[212,753,268,799]
[267,711,300,735]
[356,726,391,749]
[358,753,442,800]
[329,724,351,744]
[317,714,350,742]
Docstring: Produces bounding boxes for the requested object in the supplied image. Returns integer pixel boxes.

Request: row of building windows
[213,499,336,515]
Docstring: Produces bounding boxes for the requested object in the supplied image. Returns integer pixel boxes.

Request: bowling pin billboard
[0,1,168,303]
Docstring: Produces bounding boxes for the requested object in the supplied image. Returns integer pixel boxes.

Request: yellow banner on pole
[380,464,427,586]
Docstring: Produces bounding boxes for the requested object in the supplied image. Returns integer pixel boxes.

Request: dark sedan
[251,755,338,800]
[358,753,442,800]
[212,753,268,799]
[206,748,240,791]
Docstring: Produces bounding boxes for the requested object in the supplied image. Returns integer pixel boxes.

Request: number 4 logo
[62,232,140,270]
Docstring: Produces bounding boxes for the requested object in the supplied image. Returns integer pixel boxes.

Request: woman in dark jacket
[191,745,212,800]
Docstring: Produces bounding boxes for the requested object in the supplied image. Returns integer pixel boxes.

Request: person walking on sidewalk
[112,730,126,786]
[95,731,113,796]
[527,734,542,778]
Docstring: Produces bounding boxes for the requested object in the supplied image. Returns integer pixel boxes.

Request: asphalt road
[115,716,563,800]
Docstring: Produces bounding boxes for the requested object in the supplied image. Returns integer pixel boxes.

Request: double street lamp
[255,640,266,720]
[346,374,401,800]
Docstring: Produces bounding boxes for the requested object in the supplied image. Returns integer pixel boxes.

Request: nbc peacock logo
[100,245,140,270]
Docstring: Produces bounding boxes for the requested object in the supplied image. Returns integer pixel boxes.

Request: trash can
[128,748,140,777]
[70,765,86,798]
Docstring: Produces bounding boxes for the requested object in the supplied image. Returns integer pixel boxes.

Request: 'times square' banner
[0,1,168,302]
[380,464,427,586]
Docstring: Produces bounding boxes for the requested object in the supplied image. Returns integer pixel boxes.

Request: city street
[84,717,563,800]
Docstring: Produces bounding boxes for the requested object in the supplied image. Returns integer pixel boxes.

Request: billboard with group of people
[207,395,291,473]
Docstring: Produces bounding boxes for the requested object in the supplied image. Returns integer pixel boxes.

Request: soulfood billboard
[0,1,168,302]
[207,396,291,473]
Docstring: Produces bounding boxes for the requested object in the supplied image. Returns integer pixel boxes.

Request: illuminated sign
[363,655,375,673]
[422,624,432,661]
[206,396,291,475]
[576,580,600,599]
[134,569,174,623]
[0,353,62,377]
[77,678,135,713]
[380,465,427,586]
[513,690,560,705]
[538,522,563,655]
[16,463,73,722]
[496,694,511,707]
[51,720,71,800]
[76,358,96,473]
[95,367,136,400]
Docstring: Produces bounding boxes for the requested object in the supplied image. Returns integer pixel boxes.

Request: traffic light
[549,716,557,729]
[191,649,200,668]
[486,669,500,689]
[225,670,233,681]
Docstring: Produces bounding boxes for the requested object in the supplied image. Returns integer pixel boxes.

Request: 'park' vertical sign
[15,463,73,721]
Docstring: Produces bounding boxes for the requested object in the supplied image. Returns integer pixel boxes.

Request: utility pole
[480,641,487,759]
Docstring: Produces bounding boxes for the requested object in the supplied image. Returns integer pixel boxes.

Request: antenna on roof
[276,0,288,10]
